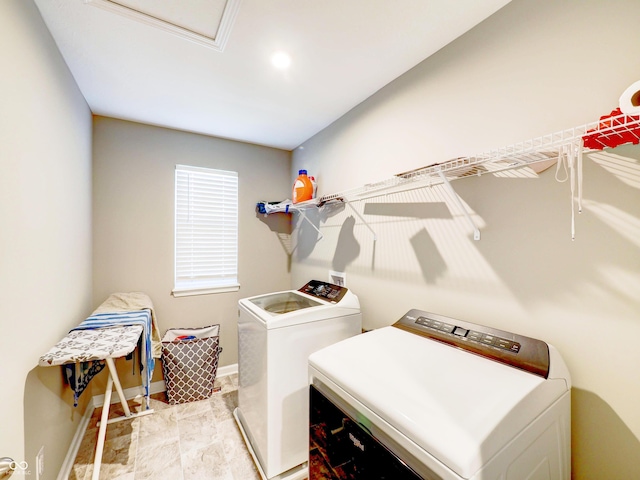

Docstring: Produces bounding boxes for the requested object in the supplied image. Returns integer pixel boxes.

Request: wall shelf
[257,112,640,240]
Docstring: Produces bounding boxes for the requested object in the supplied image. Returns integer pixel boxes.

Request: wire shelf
[258,112,639,242]
[318,112,640,204]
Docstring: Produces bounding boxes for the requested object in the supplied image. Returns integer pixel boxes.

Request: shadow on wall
[364,202,452,220]
[295,209,322,260]
[255,210,292,236]
[332,216,361,272]
[364,202,451,282]
[255,211,293,268]
[571,388,640,479]
[453,146,640,306]
[410,228,448,283]
[293,203,347,261]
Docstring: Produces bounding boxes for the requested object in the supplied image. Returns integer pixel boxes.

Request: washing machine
[234,280,362,480]
[308,309,571,480]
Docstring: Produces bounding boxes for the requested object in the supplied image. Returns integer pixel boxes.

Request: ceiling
[34,0,511,151]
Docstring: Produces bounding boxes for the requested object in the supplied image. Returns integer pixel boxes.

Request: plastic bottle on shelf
[309,176,318,198]
[292,170,313,204]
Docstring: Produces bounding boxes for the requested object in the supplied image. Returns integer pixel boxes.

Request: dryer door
[310,384,440,480]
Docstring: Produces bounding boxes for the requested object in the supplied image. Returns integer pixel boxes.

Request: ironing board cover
[38,325,143,366]
[39,293,160,407]
[39,324,144,406]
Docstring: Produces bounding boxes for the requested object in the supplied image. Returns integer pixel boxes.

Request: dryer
[235,280,362,480]
[308,309,571,480]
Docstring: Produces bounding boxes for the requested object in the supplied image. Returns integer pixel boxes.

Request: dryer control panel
[299,280,348,303]
[393,309,550,378]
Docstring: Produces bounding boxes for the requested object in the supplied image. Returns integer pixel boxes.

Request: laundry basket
[161,324,221,405]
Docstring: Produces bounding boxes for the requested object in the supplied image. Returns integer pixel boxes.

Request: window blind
[174,164,239,296]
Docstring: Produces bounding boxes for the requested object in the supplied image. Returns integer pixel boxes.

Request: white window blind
[173,164,239,296]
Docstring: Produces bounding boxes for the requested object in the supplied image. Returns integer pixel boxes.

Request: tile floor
[71,374,261,480]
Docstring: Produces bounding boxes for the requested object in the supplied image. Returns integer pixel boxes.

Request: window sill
[172,284,240,297]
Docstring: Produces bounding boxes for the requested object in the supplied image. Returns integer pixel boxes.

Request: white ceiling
[34,0,511,151]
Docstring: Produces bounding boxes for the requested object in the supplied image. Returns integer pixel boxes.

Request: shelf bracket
[296,208,324,241]
[437,171,481,241]
[343,198,377,242]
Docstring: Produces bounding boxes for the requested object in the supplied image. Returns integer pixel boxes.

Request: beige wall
[4,0,638,477]
[92,117,291,386]
[0,0,93,476]
[291,1,640,478]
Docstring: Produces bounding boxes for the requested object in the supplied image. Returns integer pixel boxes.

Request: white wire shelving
[257,113,640,241]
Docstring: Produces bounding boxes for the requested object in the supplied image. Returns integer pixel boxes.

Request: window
[173,164,239,296]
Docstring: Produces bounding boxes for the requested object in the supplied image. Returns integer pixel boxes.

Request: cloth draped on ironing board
[91,292,162,357]
[64,310,152,407]
[64,292,162,407]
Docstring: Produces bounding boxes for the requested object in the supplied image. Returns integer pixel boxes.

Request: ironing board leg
[105,357,131,417]
[92,372,113,480]
[92,357,132,480]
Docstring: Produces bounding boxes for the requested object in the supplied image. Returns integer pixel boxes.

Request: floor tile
[209,390,237,422]
[134,438,183,480]
[178,409,219,455]
[71,374,271,480]
[137,407,179,451]
[181,441,233,480]
[228,448,261,480]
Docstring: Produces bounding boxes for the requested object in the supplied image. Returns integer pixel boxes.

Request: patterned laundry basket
[161,324,221,405]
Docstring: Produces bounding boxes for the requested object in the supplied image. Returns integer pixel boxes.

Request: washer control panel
[299,280,348,303]
[394,309,550,378]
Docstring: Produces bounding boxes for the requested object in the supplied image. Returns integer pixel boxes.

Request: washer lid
[247,291,323,314]
[239,284,360,329]
[308,325,569,479]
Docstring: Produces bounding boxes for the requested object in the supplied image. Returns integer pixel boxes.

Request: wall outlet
[329,270,346,287]
[36,446,44,479]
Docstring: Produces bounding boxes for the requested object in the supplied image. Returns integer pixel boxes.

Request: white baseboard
[217,363,238,378]
[56,402,94,480]
[91,363,238,407]
[90,379,165,408]
[57,363,238,480]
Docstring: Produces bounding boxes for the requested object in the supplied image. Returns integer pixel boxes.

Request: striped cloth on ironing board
[67,310,154,408]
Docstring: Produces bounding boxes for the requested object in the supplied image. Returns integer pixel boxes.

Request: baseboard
[56,402,94,480]
[90,363,238,407]
[90,379,166,408]
[57,363,238,480]
[217,362,238,378]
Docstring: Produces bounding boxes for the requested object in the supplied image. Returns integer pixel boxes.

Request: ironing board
[39,320,156,479]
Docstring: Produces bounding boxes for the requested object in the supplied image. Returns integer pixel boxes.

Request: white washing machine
[308,309,571,480]
[234,280,362,480]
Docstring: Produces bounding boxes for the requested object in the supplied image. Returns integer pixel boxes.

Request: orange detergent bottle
[292,170,313,204]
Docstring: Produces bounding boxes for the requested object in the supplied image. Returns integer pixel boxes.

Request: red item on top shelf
[582,107,640,150]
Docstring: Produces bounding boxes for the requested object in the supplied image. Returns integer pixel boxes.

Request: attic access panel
[86,0,242,50]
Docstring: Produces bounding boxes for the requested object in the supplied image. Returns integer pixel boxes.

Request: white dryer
[235,280,362,480]
[309,309,571,480]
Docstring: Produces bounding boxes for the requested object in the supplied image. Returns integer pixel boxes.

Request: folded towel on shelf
[256,199,292,214]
